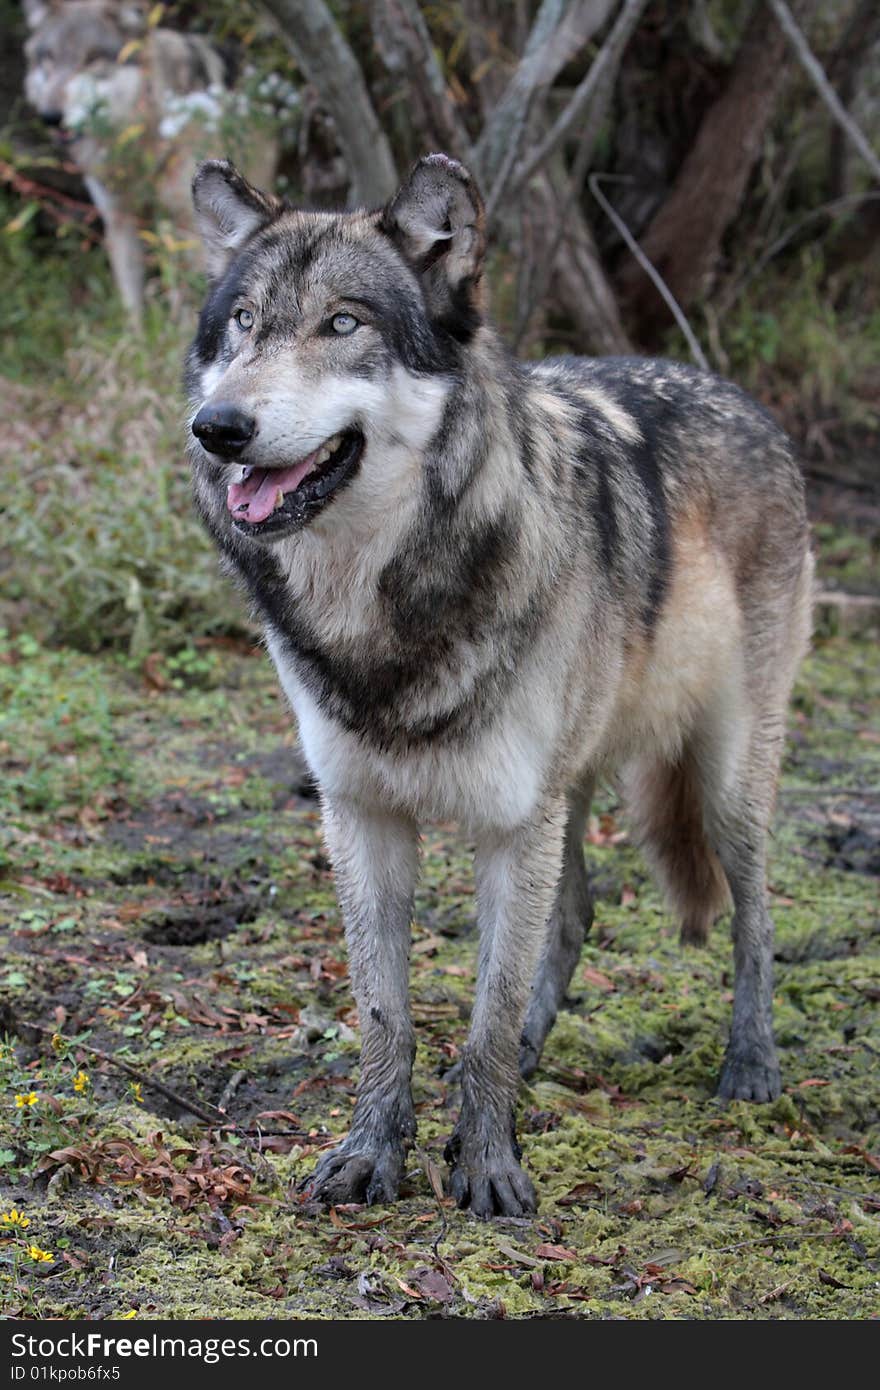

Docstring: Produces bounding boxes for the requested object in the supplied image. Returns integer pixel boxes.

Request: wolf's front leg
[304,797,419,1206]
[446,799,567,1217]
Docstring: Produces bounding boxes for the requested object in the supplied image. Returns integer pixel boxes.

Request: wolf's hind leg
[519,784,594,1079]
[707,719,790,1104]
[303,798,419,1206]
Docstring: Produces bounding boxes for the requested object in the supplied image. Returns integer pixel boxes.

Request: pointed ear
[192,160,283,279]
[23,0,55,29]
[380,154,486,336]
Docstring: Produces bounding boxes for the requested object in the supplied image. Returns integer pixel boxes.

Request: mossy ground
[0,600,877,1320]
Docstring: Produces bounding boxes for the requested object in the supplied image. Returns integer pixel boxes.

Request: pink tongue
[226,451,320,524]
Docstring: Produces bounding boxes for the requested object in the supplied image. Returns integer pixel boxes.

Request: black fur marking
[432,277,482,346]
[190,239,268,365]
[207,493,542,752]
[622,399,671,629]
[555,361,673,630]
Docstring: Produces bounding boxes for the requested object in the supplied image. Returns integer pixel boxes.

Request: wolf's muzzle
[191,402,256,458]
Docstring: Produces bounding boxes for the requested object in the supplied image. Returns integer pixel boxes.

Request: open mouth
[225,428,364,537]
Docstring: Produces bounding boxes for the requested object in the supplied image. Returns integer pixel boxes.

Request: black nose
[191,402,256,457]
[41,110,64,128]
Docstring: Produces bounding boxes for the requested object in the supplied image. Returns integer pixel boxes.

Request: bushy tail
[625,753,731,944]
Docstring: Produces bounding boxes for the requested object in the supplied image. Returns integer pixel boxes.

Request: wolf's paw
[444,1133,536,1218]
[302,1139,405,1207]
[718,1045,781,1103]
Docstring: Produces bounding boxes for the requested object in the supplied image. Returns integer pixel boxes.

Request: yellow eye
[233,308,254,331]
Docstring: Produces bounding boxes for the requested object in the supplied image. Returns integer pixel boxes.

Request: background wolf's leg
[303,798,419,1205]
[520,782,594,1078]
[84,176,145,328]
[446,798,567,1217]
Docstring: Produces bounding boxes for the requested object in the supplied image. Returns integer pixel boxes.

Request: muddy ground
[0,503,878,1321]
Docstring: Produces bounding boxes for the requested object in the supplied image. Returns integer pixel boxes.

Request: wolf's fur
[185,154,813,1217]
[23,0,276,323]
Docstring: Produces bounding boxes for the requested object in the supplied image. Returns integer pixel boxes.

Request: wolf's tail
[624,752,731,944]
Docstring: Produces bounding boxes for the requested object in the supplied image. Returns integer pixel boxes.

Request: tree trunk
[260,0,398,207]
[616,0,793,340]
[370,0,474,163]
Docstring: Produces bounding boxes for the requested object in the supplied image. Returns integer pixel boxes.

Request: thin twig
[588,172,710,370]
[27,1020,231,1126]
[217,1069,247,1115]
[722,190,880,314]
[0,159,102,242]
[506,0,648,204]
[766,0,880,187]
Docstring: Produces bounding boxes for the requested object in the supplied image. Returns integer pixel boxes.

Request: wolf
[23,0,278,324]
[185,154,813,1218]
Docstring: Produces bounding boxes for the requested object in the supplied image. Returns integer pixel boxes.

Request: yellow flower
[120,1310,137,1320]
[129,1082,143,1104]
[27,1245,54,1264]
[51,1033,65,1053]
[73,1071,89,1094]
[15,1092,38,1108]
[0,1209,30,1229]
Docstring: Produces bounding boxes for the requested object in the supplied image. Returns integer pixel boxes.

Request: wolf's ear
[380,154,486,336]
[192,160,283,280]
[23,0,55,29]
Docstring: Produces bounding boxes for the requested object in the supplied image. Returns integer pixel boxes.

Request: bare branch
[260,0,398,206]
[506,0,649,204]
[590,173,709,370]
[723,190,880,313]
[475,0,615,193]
[765,0,880,186]
[371,0,474,163]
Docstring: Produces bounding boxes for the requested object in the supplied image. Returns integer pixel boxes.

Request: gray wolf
[185,153,813,1218]
[23,0,278,324]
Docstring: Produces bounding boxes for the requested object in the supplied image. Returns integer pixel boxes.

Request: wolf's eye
[330,313,358,336]
[233,308,254,331]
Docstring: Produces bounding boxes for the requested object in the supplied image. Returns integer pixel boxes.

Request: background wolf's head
[23,0,149,133]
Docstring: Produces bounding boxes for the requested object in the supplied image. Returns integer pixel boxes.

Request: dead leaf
[581,967,615,992]
[534,1243,578,1262]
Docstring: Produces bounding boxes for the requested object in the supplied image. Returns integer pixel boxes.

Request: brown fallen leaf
[534,1243,578,1262]
[581,967,615,992]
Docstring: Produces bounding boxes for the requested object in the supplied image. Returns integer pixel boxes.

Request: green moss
[1,596,877,1320]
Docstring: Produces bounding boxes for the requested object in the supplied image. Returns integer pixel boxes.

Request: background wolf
[185,153,813,1219]
[23,0,277,324]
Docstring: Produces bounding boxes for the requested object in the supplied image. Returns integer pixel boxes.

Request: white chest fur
[266,632,556,832]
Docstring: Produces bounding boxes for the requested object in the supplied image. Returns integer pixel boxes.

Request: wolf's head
[23,0,148,134]
[186,155,486,543]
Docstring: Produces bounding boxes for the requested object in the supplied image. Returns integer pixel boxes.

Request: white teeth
[274,488,284,510]
[315,434,343,466]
